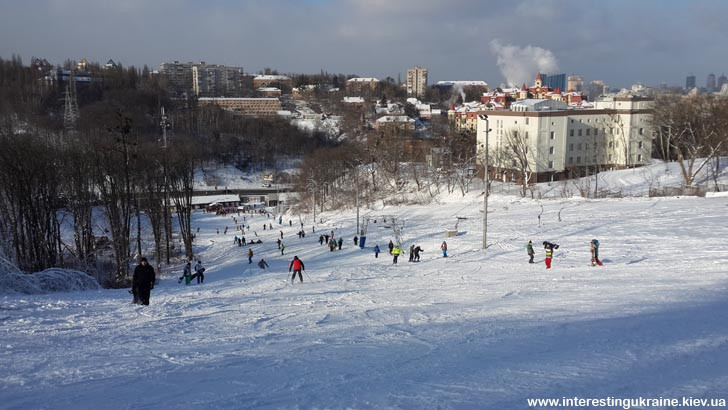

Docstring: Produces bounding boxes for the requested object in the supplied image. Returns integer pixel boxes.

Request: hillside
[2,188,727,409]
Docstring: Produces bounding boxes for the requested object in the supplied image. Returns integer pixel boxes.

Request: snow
[0,266,100,295]
[1,185,728,408]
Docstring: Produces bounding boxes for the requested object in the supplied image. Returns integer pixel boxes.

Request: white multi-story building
[406,66,428,97]
[476,96,653,182]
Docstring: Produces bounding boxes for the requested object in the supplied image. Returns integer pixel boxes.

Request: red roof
[521,83,527,91]
[554,87,561,94]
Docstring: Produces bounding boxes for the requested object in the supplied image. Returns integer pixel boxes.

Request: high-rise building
[707,73,716,92]
[406,66,428,97]
[717,74,727,91]
[160,61,246,97]
[567,75,584,93]
[541,73,566,91]
[685,74,696,90]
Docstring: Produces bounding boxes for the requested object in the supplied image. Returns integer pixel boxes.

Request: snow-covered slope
[1,193,727,409]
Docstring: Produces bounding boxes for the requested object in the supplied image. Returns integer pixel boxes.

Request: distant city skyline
[1,0,727,88]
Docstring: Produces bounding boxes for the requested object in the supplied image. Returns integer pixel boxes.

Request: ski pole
[304,270,313,282]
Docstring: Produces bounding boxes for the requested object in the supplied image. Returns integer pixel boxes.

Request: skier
[132,257,155,305]
[278,216,282,224]
[178,262,193,285]
[258,258,269,270]
[234,235,238,245]
[591,239,603,266]
[319,235,324,245]
[527,240,535,263]
[280,230,283,239]
[392,245,402,264]
[281,243,286,255]
[269,223,273,230]
[414,245,423,262]
[388,240,394,255]
[324,234,330,243]
[277,238,282,249]
[193,260,205,284]
[289,256,305,283]
[373,244,380,258]
[353,236,358,246]
[263,224,266,230]
[543,241,559,269]
[441,241,448,257]
[409,244,415,262]
[337,237,343,250]
[247,248,253,264]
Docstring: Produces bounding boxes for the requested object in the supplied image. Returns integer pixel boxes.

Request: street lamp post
[479,115,490,251]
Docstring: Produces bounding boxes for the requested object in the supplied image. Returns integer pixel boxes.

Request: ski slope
[2,193,728,409]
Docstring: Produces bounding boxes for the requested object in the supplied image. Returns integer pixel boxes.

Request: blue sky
[1,0,726,88]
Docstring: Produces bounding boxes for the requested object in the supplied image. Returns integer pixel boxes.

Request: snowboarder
[179,262,193,285]
[543,241,559,269]
[409,245,415,262]
[527,240,535,263]
[388,240,394,254]
[414,245,423,261]
[441,241,448,257]
[289,256,305,283]
[337,237,343,250]
[258,258,269,270]
[373,244,380,258]
[132,257,155,305]
[353,236,358,246]
[193,260,205,284]
[392,245,402,264]
[247,248,253,264]
[591,239,603,266]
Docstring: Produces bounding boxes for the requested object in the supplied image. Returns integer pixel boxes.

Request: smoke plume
[489,39,559,87]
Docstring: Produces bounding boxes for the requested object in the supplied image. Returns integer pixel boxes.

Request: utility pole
[479,115,490,251]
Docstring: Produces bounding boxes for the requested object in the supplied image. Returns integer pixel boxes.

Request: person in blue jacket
[373,244,380,258]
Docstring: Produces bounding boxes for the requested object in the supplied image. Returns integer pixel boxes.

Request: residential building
[375,115,415,136]
[567,75,584,92]
[197,97,281,116]
[160,61,247,97]
[252,75,292,90]
[159,61,195,95]
[406,66,428,97]
[685,74,696,90]
[707,73,716,92]
[346,77,379,95]
[476,96,653,182]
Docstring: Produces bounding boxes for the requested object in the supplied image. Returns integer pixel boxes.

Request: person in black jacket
[132,257,156,305]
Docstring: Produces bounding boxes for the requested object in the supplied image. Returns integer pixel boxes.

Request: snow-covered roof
[254,75,291,81]
[198,97,279,101]
[257,87,281,92]
[376,115,415,124]
[347,77,379,82]
[191,195,240,206]
[435,81,488,87]
[343,97,365,103]
[511,99,568,112]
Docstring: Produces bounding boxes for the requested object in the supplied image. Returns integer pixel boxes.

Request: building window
[549,146,555,155]
[609,141,614,148]
[569,143,574,151]
[637,154,643,162]
[525,146,528,154]
[551,121,555,126]
[585,143,589,150]
[550,131,555,139]
[525,131,529,139]
[639,128,644,135]
[578,129,582,136]
[569,130,574,137]
[608,154,612,161]
[638,141,644,149]
[525,118,529,125]
[577,156,581,164]
[569,157,573,164]
[571,119,574,123]
[577,143,582,150]
[548,161,554,168]
[586,129,590,136]
[595,128,598,136]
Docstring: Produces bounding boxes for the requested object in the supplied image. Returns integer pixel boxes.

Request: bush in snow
[0,261,100,295]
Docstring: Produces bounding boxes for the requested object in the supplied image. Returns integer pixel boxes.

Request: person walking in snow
[441,241,448,258]
[414,245,423,262]
[329,239,336,252]
[258,258,269,270]
[247,248,254,264]
[388,240,394,255]
[179,262,193,285]
[324,234,330,243]
[277,238,282,249]
[409,244,415,262]
[527,240,535,263]
[337,237,343,250]
[373,244,380,258]
[319,235,324,245]
[543,241,559,269]
[392,245,402,264]
[193,260,205,284]
[353,236,358,246]
[279,216,282,225]
[591,239,603,266]
[132,257,156,305]
[281,243,286,255]
[289,256,305,283]
[280,230,283,239]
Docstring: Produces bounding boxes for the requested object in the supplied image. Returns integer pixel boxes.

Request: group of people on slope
[526,239,602,269]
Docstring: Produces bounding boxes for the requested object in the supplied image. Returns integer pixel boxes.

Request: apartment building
[252,75,292,90]
[346,77,379,95]
[476,96,653,182]
[406,66,428,97]
[198,97,282,116]
[160,61,247,97]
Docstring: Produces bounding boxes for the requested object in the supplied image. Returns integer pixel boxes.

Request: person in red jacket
[289,256,305,283]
